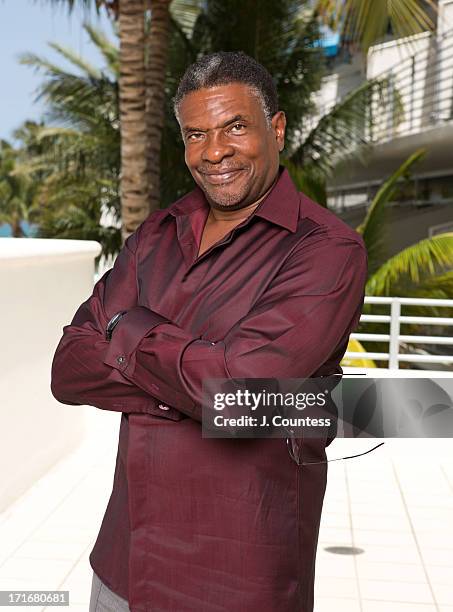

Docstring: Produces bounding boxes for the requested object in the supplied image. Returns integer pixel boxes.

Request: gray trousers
[89,572,131,611]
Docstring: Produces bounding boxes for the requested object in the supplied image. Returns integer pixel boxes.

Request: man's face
[178,82,286,210]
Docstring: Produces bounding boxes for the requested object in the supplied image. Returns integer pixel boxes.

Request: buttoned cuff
[103,306,182,417]
[104,306,169,367]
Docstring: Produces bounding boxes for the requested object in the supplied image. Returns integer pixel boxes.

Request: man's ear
[272,111,286,152]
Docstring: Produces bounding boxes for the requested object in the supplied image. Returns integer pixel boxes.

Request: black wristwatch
[106,310,128,341]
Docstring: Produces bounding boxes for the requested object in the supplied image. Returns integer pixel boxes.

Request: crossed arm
[51,226,368,424]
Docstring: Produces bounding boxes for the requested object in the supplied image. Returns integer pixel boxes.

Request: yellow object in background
[341,338,377,368]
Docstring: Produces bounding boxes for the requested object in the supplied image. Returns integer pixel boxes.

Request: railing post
[389,298,401,369]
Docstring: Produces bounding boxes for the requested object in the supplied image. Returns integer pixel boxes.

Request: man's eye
[187,133,203,141]
[230,123,246,133]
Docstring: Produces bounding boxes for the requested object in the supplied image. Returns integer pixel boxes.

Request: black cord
[300,442,385,466]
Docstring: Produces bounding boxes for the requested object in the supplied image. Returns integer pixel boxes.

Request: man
[51,51,367,612]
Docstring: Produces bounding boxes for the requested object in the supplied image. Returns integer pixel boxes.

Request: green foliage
[315,0,437,55]
[281,158,327,206]
[367,233,453,298]
[15,0,447,299]
[14,24,120,258]
[357,148,426,276]
[158,0,330,206]
[352,148,453,300]
[0,138,40,237]
[351,151,453,366]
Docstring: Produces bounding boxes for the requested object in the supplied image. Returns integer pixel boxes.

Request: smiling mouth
[199,168,245,185]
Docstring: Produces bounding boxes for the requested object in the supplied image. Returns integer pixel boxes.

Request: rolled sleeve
[50,224,184,421]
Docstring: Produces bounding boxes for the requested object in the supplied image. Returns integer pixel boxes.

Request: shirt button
[158,404,170,411]
[116,355,126,365]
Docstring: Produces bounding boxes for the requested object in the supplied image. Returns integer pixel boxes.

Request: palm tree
[47,0,174,238]
[118,0,148,240]
[17,26,121,258]
[45,0,437,242]
[19,2,441,244]
[146,0,172,215]
[13,13,427,224]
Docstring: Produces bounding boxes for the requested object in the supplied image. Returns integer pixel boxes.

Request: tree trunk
[119,0,148,242]
[11,217,24,238]
[145,0,172,213]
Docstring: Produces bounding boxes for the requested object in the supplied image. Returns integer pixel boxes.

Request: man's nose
[201,131,234,164]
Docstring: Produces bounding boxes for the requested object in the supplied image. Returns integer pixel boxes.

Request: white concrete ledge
[0,238,103,512]
[0,237,101,266]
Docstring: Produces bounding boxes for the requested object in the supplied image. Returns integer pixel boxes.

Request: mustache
[197,166,246,175]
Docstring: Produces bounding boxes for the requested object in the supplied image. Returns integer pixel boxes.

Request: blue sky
[0,1,115,142]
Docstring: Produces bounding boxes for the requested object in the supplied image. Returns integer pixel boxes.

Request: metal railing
[307,27,453,149]
[366,27,453,144]
[345,296,453,369]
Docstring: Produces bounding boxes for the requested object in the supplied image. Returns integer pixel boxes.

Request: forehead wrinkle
[180,84,264,127]
[182,114,252,135]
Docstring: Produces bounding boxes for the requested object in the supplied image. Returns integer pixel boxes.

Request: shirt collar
[165,166,300,234]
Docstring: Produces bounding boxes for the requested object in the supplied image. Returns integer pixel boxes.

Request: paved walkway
[0,409,452,612]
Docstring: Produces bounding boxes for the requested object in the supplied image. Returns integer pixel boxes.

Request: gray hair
[173,51,279,127]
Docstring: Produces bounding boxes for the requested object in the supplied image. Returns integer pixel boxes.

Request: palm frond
[169,15,197,62]
[410,270,453,300]
[170,0,203,39]
[19,53,74,79]
[33,126,82,140]
[289,74,399,176]
[315,0,437,53]
[346,0,436,53]
[47,42,102,79]
[83,23,119,75]
[19,49,117,134]
[358,148,426,273]
[366,233,453,296]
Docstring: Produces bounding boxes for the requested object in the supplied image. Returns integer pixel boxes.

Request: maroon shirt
[51,167,367,612]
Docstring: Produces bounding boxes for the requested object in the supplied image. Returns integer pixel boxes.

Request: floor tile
[58,558,93,604]
[362,601,437,612]
[316,556,356,579]
[317,526,352,544]
[360,579,434,603]
[353,544,421,565]
[419,547,453,566]
[10,539,88,562]
[355,560,426,583]
[353,528,416,547]
[0,557,73,588]
[314,596,361,612]
[425,564,453,584]
[314,576,359,599]
[430,582,453,606]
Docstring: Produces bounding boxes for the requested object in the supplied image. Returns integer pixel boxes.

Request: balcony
[311,24,453,203]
